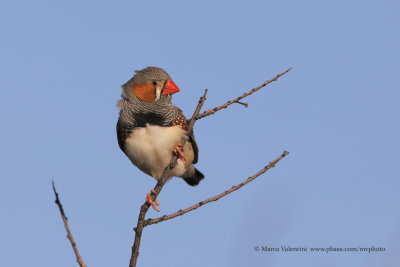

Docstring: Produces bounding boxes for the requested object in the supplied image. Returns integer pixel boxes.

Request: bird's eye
[152,81,157,86]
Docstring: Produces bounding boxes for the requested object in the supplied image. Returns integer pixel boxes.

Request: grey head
[121,67,179,104]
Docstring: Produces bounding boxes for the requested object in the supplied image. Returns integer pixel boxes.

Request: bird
[116,67,204,211]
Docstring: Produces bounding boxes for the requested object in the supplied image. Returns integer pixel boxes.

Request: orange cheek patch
[132,83,155,103]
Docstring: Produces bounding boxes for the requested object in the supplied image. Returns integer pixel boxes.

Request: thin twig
[236,101,248,107]
[129,89,208,267]
[143,151,289,227]
[196,68,291,120]
[52,181,87,267]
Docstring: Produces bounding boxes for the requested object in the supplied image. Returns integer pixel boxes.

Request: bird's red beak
[162,79,180,95]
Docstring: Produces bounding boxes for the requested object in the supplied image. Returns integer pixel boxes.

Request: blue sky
[1,0,399,266]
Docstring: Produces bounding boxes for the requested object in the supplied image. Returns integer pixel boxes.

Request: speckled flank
[172,108,190,132]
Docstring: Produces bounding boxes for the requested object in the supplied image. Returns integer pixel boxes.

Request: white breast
[124,124,187,179]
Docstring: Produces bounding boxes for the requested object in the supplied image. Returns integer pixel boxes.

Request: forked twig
[53,68,292,267]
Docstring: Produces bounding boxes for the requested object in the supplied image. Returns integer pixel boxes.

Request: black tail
[183,168,204,186]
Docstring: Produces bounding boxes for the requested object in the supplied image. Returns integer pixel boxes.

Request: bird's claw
[151,189,159,206]
[173,143,186,163]
[146,192,160,212]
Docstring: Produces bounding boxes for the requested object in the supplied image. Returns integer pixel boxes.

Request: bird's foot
[146,189,160,212]
[151,189,160,206]
[173,143,186,163]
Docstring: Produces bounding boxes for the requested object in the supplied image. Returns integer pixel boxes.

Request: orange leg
[173,143,186,163]
[146,192,160,212]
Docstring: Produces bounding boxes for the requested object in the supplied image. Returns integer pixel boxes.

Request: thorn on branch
[236,101,248,108]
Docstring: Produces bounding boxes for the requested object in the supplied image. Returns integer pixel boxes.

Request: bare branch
[52,181,87,267]
[129,90,208,267]
[196,68,291,120]
[143,150,289,227]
